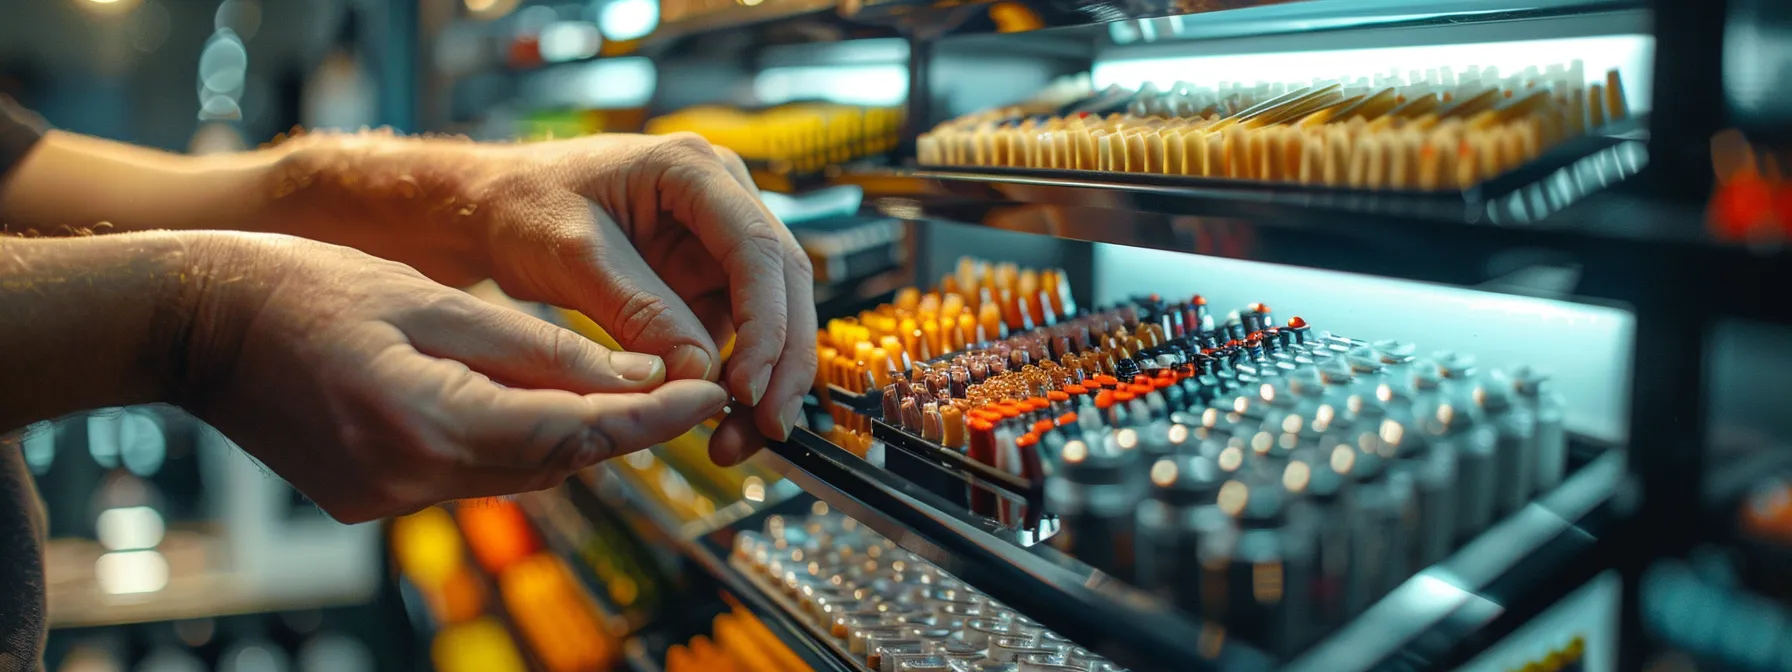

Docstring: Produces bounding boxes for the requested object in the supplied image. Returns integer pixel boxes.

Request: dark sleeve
[0,96,47,180]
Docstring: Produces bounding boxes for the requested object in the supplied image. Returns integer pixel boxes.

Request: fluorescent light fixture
[759,37,908,68]
[74,0,142,15]
[754,64,907,106]
[119,409,166,477]
[465,0,520,20]
[96,549,170,595]
[86,412,121,469]
[522,57,656,109]
[599,0,659,42]
[199,29,248,95]
[22,422,53,476]
[539,21,602,62]
[1092,34,1654,112]
[97,505,167,551]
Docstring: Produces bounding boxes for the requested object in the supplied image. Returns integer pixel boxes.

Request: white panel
[1093,245,1632,442]
[521,57,657,109]
[1093,33,1655,113]
[754,65,909,107]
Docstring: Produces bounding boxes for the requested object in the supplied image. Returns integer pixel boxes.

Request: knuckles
[720,227,787,278]
[786,245,816,281]
[610,288,679,346]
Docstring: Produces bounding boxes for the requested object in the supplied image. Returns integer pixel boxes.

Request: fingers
[390,347,729,471]
[651,134,790,406]
[630,225,735,348]
[695,139,814,439]
[754,235,817,440]
[556,201,722,382]
[709,145,761,196]
[398,292,667,393]
[708,406,769,467]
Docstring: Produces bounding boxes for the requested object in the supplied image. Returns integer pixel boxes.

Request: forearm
[0,128,498,284]
[0,232,201,430]
[0,131,285,234]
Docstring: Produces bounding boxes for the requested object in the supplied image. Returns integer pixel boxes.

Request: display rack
[757,421,1632,672]
[567,464,861,672]
[445,0,1781,667]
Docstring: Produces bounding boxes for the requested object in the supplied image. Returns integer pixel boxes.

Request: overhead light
[97,506,166,551]
[96,549,170,595]
[754,64,908,106]
[1092,34,1655,113]
[86,413,121,469]
[539,21,602,62]
[22,422,53,476]
[198,29,248,97]
[521,57,656,109]
[118,409,166,477]
[598,0,659,42]
[465,0,520,20]
[74,0,142,15]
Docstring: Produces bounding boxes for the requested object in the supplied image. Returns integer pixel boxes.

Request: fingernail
[609,351,664,383]
[778,396,804,441]
[747,366,772,406]
[667,344,714,381]
[703,384,731,415]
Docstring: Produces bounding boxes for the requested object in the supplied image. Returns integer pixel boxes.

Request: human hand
[270,132,815,467]
[172,231,729,523]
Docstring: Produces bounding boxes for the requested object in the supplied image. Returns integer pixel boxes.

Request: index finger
[388,347,730,471]
[651,134,790,407]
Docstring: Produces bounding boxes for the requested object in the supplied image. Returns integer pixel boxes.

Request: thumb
[391,345,729,470]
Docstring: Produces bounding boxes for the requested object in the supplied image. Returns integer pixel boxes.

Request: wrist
[153,231,266,410]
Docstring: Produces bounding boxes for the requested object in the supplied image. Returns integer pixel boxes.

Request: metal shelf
[645,0,843,47]
[838,0,1641,39]
[764,427,1277,672]
[832,162,1792,323]
[566,466,859,672]
[761,426,1630,672]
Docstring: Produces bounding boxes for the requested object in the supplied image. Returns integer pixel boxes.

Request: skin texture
[0,128,817,519]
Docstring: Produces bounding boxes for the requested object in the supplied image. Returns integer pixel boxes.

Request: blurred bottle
[301,11,375,132]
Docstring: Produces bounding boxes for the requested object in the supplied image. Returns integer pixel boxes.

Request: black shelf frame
[565,466,861,672]
[760,425,1630,671]
[765,427,1272,672]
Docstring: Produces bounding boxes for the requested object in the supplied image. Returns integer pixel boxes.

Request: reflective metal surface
[569,466,861,672]
[1103,0,1639,43]
[766,427,1273,672]
[646,0,1641,44]
[768,427,1627,672]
